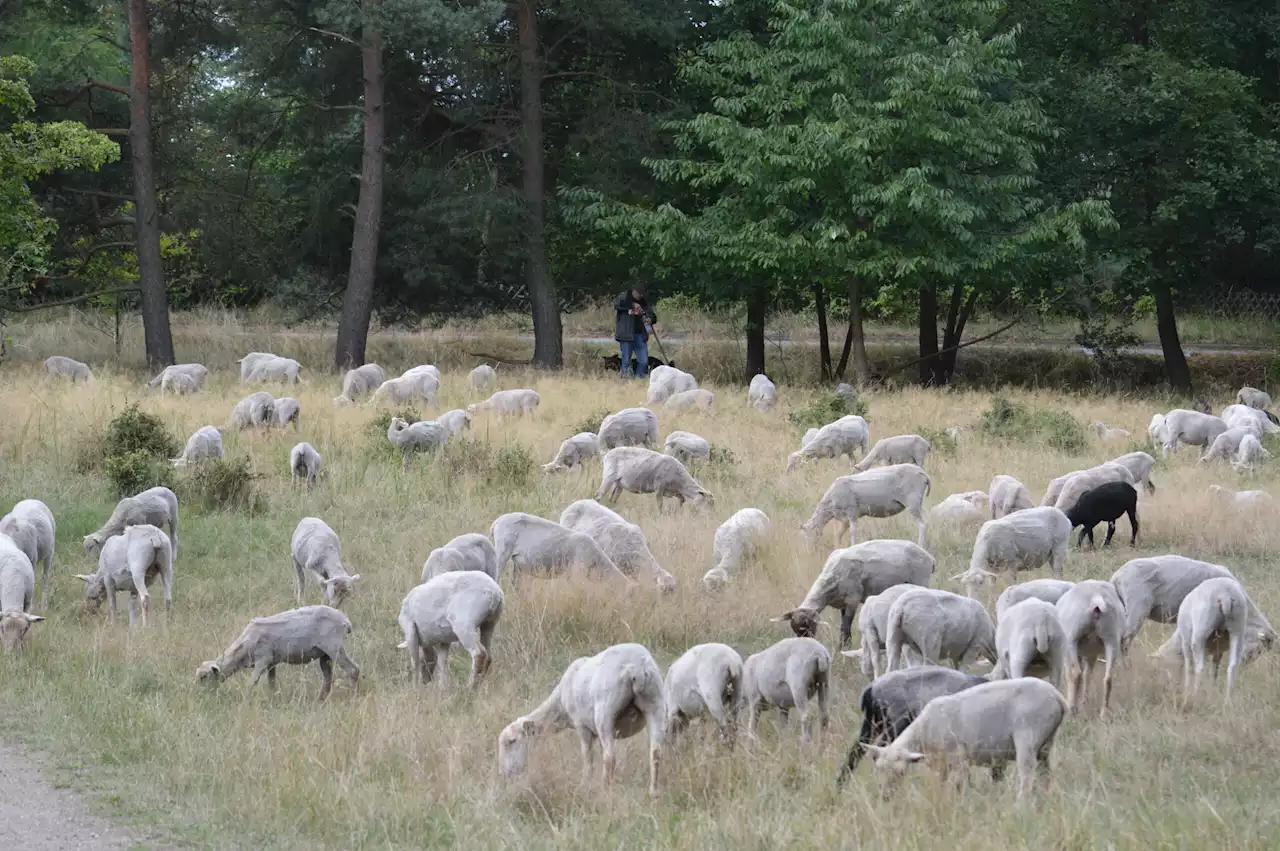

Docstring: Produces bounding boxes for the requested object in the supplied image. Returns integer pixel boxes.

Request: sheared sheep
[44,355,92,382]
[995,579,1076,620]
[989,475,1033,519]
[398,571,503,688]
[1158,409,1229,457]
[748,374,777,412]
[885,587,997,671]
[468,389,540,419]
[147,363,208,394]
[665,388,715,413]
[0,498,55,609]
[1063,481,1139,548]
[786,415,869,471]
[1053,580,1125,718]
[663,430,710,465]
[1207,484,1273,507]
[289,442,322,486]
[437,408,472,438]
[290,517,360,608]
[665,643,743,743]
[742,637,830,745]
[229,391,276,430]
[490,512,633,584]
[273,396,301,429]
[468,364,497,393]
[247,355,302,383]
[0,536,42,652]
[596,446,714,510]
[1201,426,1259,462]
[542,432,600,474]
[1157,576,1249,707]
[237,352,277,382]
[1221,403,1279,436]
[333,363,386,406]
[172,425,223,467]
[930,491,990,525]
[845,584,922,680]
[1238,386,1272,410]
[76,524,172,627]
[386,417,448,468]
[421,533,500,582]
[370,373,438,407]
[1092,421,1131,441]
[704,508,770,589]
[402,364,442,383]
[1232,433,1270,472]
[1147,413,1167,450]
[853,434,931,473]
[559,499,676,592]
[647,365,698,404]
[951,507,1070,599]
[1043,462,1134,510]
[598,408,659,450]
[1109,451,1157,495]
[989,598,1066,689]
[801,428,820,448]
[800,464,931,550]
[83,486,179,558]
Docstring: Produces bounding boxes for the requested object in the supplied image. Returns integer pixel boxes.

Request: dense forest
[2,0,1278,387]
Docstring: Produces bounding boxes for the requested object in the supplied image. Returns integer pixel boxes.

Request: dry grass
[1,355,1280,849]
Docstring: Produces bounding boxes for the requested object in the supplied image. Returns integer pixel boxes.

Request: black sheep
[1065,480,1139,548]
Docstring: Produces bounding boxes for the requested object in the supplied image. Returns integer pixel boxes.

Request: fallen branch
[468,351,531,366]
[880,315,1024,380]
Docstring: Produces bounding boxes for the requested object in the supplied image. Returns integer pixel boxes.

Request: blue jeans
[619,335,649,378]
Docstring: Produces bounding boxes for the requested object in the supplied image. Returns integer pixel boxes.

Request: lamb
[1200,426,1259,462]
[370,373,438,406]
[951,507,1071,599]
[775,539,935,648]
[861,678,1068,803]
[837,666,987,784]
[596,446,714,510]
[989,599,1067,690]
[929,491,990,525]
[664,388,715,413]
[468,363,498,393]
[885,587,997,671]
[559,499,676,592]
[289,442,322,486]
[542,432,600,474]
[1207,484,1273,507]
[741,637,831,745]
[290,517,360,608]
[1232,433,1270,472]
[1092,421,1131,441]
[1063,481,1139,548]
[147,363,209,394]
[995,579,1076,619]
[332,363,386,405]
[1147,413,1167,450]
[0,499,55,609]
[1158,409,1229,457]
[44,355,92,382]
[703,508,771,589]
[663,430,710,465]
[1042,462,1133,509]
[664,643,744,743]
[647,364,698,404]
[273,396,301,429]
[421,533,500,582]
[852,434,931,473]
[786,415,869,471]
[988,475,1033,519]
[844,584,924,680]
[1158,576,1249,706]
[1109,451,1157,495]
[1237,386,1272,410]
[0,536,43,652]
[468,388,540,419]
[386,417,448,468]
[229,391,276,429]
[247,355,303,384]
[172,425,223,467]
[437,408,472,438]
[196,605,359,701]
[236,352,277,382]
[498,643,666,796]
[397,572,503,688]
[747,373,777,412]
[489,512,633,584]
[83,486,179,558]
[1221,403,1279,435]
[76,524,172,627]
[799,464,931,550]
[1054,580,1125,718]
[597,408,659,450]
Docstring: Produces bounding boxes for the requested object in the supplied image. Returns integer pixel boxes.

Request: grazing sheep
[333,363,386,405]
[370,373,438,406]
[1158,409,1229,457]
[1054,580,1125,718]
[437,408,472,438]
[1109,451,1157,495]
[663,430,710,465]
[1221,403,1279,436]
[398,572,503,688]
[951,507,1071,599]
[172,425,223,467]
[995,579,1076,620]
[862,678,1068,804]
[776,539,934,648]
[467,388,540,419]
[542,432,600,474]
[742,637,831,745]
[664,388,715,413]
[885,587,997,671]
[273,396,301,429]
[704,508,771,589]
[1092,421,1131,441]
[498,643,666,796]
[1200,426,1259,462]
[801,428,820,448]
[930,491,990,525]
[989,598,1067,689]
[247,355,302,384]
[229,391,276,430]
[559,499,676,592]
[852,434,931,473]
[0,498,55,609]
[468,364,498,393]
[402,364,442,383]
[1233,433,1270,472]
[290,517,360,608]
[421,533,500,582]
[786,415,870,471]
[596,446,714,510]
[1063,481,1139,548]
[0,536,43,652]
[598,408,659,450]
[289,442,322,486]
[236,352,277,382]
[83,486,179,558]
[1158,576,1249,707]
[386,417,448,468]
[1207,484,1273,507]
[1147,413,1167,450]
[76,524,173,627]
[837,666,987,784]
[748,374,777,412]
[490,512,633,584]
[647,365,698,404]
[1238,386,1272,410]
[845,584,923,680]
[147,363,209,394]
[665,643,744,743]
[44,355,93,382]
[989,475,1033,519]
[1042,462,1133,509]
[800,464,931,550]
[196,605,359,701]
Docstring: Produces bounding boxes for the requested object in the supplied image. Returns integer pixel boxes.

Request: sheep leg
[335,647,360,693]
[844,519,855,547]
[1191,637,1209,704]
[161,561,173,615]
[599,729,618,787]
[576,728,595,783]
[266,666,278,693]
[816,673,829,736]
[745,700,762,742]
[1224,636,1240,705]
[701,691,733,746]
[431,646,451,690]
[248,660,271,695]
[839,606,856,649]
[40,555,50,610]
[1101,645,1116,721]
[1035,744,1053,796]
[1014,741,1037,804]
[292,557,306,605]
[472,621,497,687]
[317,656,335,702]
[1127,507,1139,546]
[790,687,813,745]
[139,592,150,628]
[1103,521,1117,547]
[642,704,666,798]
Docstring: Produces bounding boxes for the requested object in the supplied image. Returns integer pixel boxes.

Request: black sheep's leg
[1103,520,1116,547]
[1128,507,1139,546]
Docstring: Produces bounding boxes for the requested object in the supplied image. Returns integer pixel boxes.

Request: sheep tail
[1033,623,1052,656]
[1090,594,1108,621]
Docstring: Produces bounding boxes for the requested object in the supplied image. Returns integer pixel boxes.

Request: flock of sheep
[9,352,1278,805]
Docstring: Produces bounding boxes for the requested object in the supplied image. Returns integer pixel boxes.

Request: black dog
[601,354,670,373]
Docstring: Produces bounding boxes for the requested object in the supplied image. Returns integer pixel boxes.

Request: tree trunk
[745,287,767,379]
[835,274,870,384]
[518,0,562,369]
[334,2,385,370]
[938,289,977,384]
[918,281,939,386]
[813,282,831,380]
[128,0,174,369]
[1153,281,1192,392]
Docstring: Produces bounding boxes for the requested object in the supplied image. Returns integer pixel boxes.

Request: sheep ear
[24,614,45,624]
[841,649,863,659]
[770,611,795,623]
[948,572,967,581]
[903,751,925,763]
[519,718,535,735]
[395,640,408,650]
[861,743,886,759]
[348,574,361,582]
[74,574,94,582]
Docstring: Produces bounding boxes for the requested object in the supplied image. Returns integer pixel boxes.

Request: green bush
[570,408,612,437]
[787,391,869,431]
[104,451,174,497]
[917,426,958,457]
[494,443,537,490]
[979,396,1086,453]
[708,445,738,467]
[435,437,536,489]
[178,456,263,512]
[103,404,180,460]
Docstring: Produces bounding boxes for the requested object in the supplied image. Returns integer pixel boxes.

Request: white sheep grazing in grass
[1222,403,1280,436]
[196,605,359,701]
[333,363,386,406]
[498,643,667,796]
[559,499,675,592]
[663,430,710,465]
[247,355,303,384]
[370,373,438,407]
[468,388,540,419]
[845,584,921,680]
[1091,421,1131,441]
[289,442,322,486]
[664,388,715,413]
[1207,484,1273,507]
[995,579,1076,620]
[436,408,472,438]
[229,390,276,430]
[742,637,830,745]
[147,363,209,394]
[402,364,442,383]
[397,572,503,689]
[386,417,448,468]
[1147,413,1167,449]
[490,512,634,584]
[801,428,820,448]
[468,364,497,393]
[929,491,990,525]
[598,407,659,450]
[77,524,172,627]
[703,508,771,590]
[1054,580,1125,719]
[237,352,277,382]
[1109,451,1157,495]
[786,415,869,471]
[862,677,1068,804]
[1238,386,1272,410]
[172,425,223,467]
[1200,426,1258,462]
[44,355,93,382]
[989,598,1067,689]
[596,446,715,510]
[852,434,931,473]
[83,486,179,558]
[1156,576,1250,707]
[1158,409,1229,457]
[951,507,1071,600]
[421,533,500,582]
[647,365,698,404]
[989,475,1033,519]
[776,539,935,648]
[542,432,600,474]
[800,464,931,550]
[665,643,744,743]
[1233,433,1271,472]
[885,587,997,671]
[273,396,301,429]
[0,536,43,652]
[290,517,360,608]
[0,498,55,610]
[747,373,777,412]
[1041,461,1132,508]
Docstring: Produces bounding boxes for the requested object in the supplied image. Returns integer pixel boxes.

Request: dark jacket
[614,292,657,343]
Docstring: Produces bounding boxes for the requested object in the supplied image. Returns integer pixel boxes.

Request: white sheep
[490,512,633,584]
[1158,409,1228,457]
[665,643,744,743]
[664,388,715,413]
[1147,413,1167,450]
[988,474,1033,519]
[845,584,921,680]
[289,442,322,486]
[333,363,386,405]
[398,572,503,688]
[1054,580,1125,718]
[989,598,1067,689]
[247,355,302,384]
[663,430,710,464]
[930,491,990,525]
[387,417,448,468]
[498,643,666,796]
[1220,404,1275,436]
[370,373,438,407]
[995,579,1076,620]
[147,363,209,394]
[647,365,698,404]
[83,486,179,558]
[747,374,777,412]
[421,533,500,582]
[1232,433,1270,472]
[704,508,771,589]
[290,517,360,608]
[1158,576,1249,707]
[1237,386,1272,410]
[44,355,92,382]
[885,587,996,671]
[598,408,659,450]
[951,507,1071,599]
[273,396,301,429]
[1041,461,1133,508]
[237,352,277,382]
[1207,484,1273,507]
[559,499,675,592]
[172,425,223,467]
[196,605,358,700]
[1200,426,1258,462]
[229,391,276,430]
[0,498,55,609]
[800,464,931,550]
[742,637,830,745]
[76,524,172,627]
[402,364,442,383]
[542,432,600,474]
[852,434,931,472]
[1109,451,1157,495]
[0,536,42,652]
[1091,421,1131,441]
[786,415,869,471]
[437,408,472,438]
[801,428,820,448]
[468,364,498,393]
[596,446,714,510]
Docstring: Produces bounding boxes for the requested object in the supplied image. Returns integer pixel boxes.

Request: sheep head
[75,573,107,611]
[497,718,535,778]
[772,608,819,638]
[702,567,729,592]
[196,661,225,686]
[82,534,104,556]
[0,612,44,653]
[322,574,361,607]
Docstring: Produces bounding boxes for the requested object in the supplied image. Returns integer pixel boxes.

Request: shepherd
[614,284,658,379]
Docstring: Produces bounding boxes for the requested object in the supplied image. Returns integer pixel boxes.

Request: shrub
[787,391,869,431]
[709,445,738,467]
[917,427,958,457]
[494,443,537,490]
[179,456,263,512]
[103,404,180,460]
[570,408,612,437]
[435,438,536,489]
[104,451,174,497]
[979,396,1086,453]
